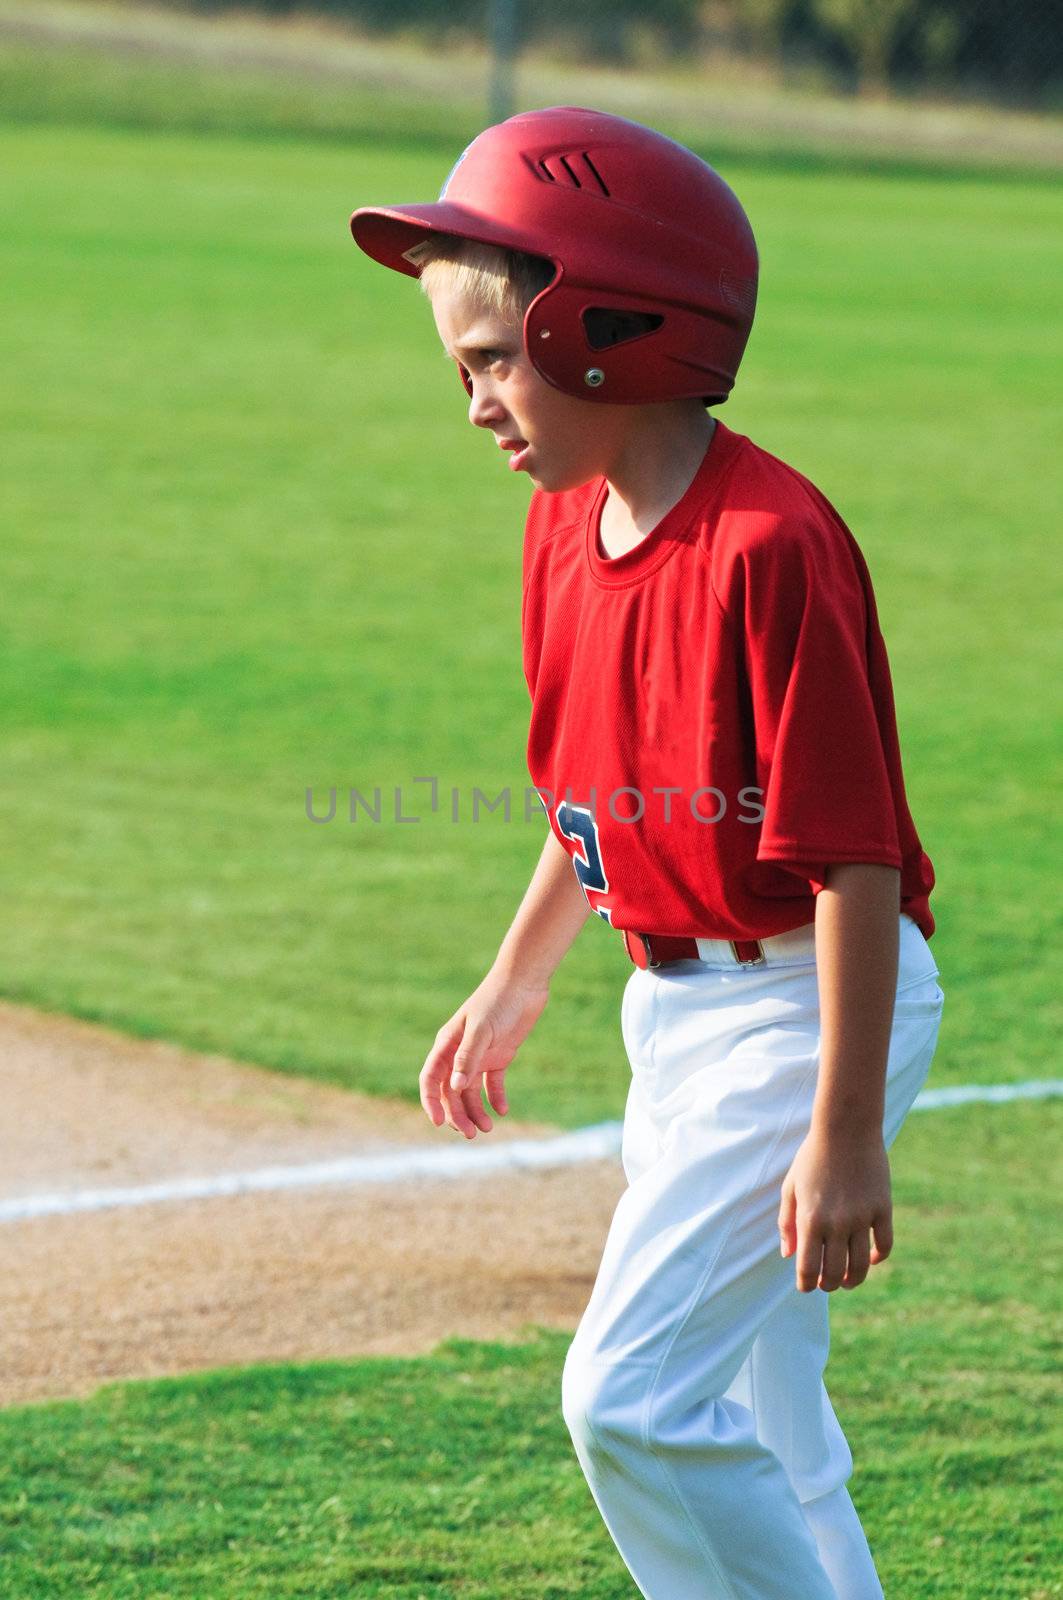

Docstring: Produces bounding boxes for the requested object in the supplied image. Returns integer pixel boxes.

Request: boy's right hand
[419,968,550,1139]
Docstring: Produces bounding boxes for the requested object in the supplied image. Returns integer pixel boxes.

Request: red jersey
[521,419,936,941]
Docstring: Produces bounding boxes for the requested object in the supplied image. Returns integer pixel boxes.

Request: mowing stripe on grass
[2,1080,1060,1225]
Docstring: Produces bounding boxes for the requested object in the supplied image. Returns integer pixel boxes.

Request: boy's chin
[533,462,601,494]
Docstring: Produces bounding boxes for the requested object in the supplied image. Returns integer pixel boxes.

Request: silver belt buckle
[640,932,664,970]
[729,939,766,967]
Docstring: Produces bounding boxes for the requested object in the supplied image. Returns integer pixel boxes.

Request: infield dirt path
[1,1000,625,1410]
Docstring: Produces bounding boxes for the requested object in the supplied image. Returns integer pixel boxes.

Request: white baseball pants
[562,912,944,1600]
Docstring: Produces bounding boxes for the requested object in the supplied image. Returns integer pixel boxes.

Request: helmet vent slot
[583,308,664,351]
[580,152,610,195]
[531,152,610,196]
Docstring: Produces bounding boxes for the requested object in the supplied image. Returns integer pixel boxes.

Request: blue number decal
[556,802,613,924]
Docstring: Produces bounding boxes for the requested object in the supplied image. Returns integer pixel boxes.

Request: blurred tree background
[165,0,1063,108]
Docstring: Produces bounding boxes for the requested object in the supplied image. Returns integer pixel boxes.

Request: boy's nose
[468,381,505,430]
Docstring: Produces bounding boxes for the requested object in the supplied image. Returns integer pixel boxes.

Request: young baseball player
[350,107,944,1600]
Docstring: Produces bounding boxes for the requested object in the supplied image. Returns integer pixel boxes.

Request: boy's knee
[563,1338,765,1470]
[562,1341,728,1457]
[561,1343,644,1456]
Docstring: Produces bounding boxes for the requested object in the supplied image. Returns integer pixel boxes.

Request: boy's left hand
[778,1126,893,1293]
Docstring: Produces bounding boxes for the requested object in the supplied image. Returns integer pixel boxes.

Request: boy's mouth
[498,437,531,472]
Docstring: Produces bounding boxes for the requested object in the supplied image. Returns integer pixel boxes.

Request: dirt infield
[0,1000,625,1409]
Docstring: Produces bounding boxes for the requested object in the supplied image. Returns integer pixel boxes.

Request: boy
[350,107,944,1600]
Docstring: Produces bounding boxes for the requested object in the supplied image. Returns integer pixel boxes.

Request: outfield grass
[2,108,1060,1127]
[0,1100,1059,1598]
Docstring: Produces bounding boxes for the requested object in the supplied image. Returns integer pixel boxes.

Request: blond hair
[409,235,554,322]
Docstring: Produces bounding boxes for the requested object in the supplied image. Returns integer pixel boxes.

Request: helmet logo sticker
[719,270,757,318]
[401,240,435,268]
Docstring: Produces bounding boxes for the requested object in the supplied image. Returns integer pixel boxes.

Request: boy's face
[430,280,626,493]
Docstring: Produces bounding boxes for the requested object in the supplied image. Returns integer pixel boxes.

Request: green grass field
[1,26,1061,1598]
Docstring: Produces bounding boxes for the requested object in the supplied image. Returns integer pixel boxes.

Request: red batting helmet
[349,106,758,406]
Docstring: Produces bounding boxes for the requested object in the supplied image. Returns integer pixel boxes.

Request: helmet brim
[350,202,556,278]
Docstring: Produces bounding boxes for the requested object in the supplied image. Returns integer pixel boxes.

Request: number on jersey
[556,802,613,924]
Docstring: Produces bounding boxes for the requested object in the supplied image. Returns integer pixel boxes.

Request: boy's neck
[601,410,717,539]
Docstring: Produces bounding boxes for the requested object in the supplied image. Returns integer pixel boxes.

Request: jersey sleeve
[712,507,903,892]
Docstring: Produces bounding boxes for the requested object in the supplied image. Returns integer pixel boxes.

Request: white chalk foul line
[2,1080,1060,1226]
[912,1079,1063,1109]
[0,1122,625,1224]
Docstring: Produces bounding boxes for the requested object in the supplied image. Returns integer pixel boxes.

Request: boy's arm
[419,827,591,1138]
[778,862,901,1293]
[491,825,594,991]
[812,861,900,1138]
